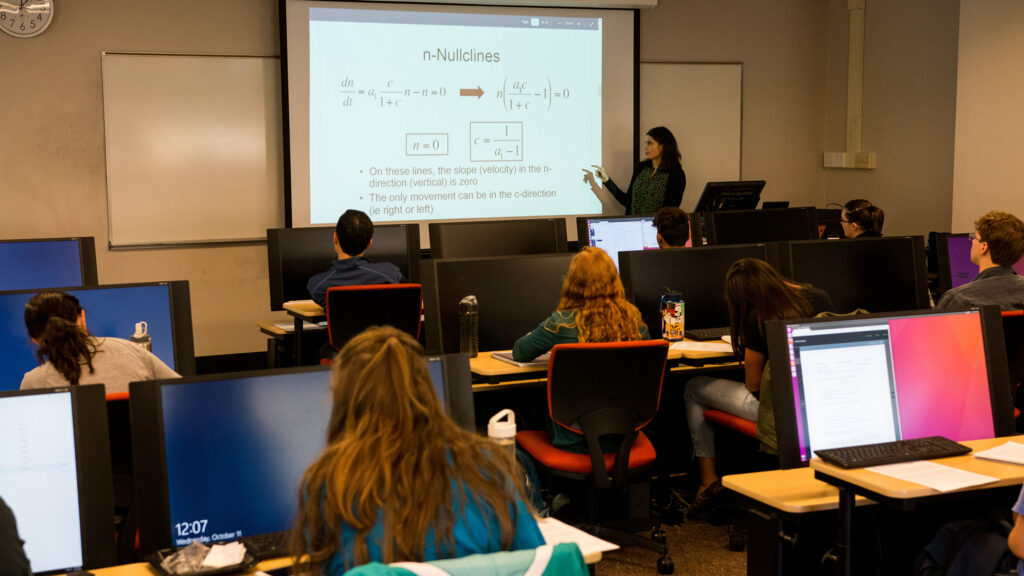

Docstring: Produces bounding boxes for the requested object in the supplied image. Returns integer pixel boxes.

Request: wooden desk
[811,436,1024,576]
[86,556,291,575]
[283,300,326,364]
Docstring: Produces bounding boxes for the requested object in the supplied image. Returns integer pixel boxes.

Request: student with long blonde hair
[291,326,543,574]
[512,247,649,450]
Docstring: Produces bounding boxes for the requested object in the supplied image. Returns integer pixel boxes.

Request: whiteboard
[102,53,284,247]
[639,63,742,213]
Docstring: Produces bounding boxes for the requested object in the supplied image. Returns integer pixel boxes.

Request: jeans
[684,375,759,458]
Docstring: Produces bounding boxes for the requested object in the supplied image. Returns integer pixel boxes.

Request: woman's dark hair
[724,259,813,356]
[843,199,884,236]
[24,291,96,385]
[647,126,681,171]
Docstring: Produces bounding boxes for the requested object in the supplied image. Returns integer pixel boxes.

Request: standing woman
[683,259,833,508]
[291,327,543,574]
[584,126,686,215]
[841,199,884,238]
[20,291,179,394]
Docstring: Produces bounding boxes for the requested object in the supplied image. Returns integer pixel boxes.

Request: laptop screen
[774,309,1001,466]
[586,216,660,271]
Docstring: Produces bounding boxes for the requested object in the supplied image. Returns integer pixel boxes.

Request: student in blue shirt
[307,209,406,307]
[290,326,543,575]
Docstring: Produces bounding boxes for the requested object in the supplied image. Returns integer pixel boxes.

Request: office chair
[325,283,423,351]
[515,340,674,574]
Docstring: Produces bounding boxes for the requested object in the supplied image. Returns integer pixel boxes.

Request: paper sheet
[670,340,733,353]
[972,441,1024,465]
[536,517,619,555]
[866,461,998,492]
[202,542,247,568]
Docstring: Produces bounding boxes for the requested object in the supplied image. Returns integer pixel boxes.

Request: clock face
[1,0,54,38]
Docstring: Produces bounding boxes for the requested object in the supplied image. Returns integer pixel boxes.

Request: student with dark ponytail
[20,291,179,393]
[841,198,884,238]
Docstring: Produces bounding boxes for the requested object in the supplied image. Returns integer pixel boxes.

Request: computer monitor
[619,244,768,338]
[425,353,476,431]
[0,282,195,391]
[693,180,766,212]
[703,207,819,246]
[575,215,661,271]
[421,253,574,354]
[267,224,421,310]
[0,237,98,291]
[427,219,568,259]
[816,208,845,239]
[768,307,1015,469]
[770,236,930,315]
[934,232,1024,298]
[0,385,116,572]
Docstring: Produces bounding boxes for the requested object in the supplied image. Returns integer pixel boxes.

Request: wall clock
[1,0,54,38]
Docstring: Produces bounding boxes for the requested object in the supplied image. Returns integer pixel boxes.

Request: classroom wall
[0,0,968,357]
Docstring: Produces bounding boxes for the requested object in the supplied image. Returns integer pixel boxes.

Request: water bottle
[458,295,479,357]
[660,289,684,342]
[129,321,152,351]
[488,409,517,460]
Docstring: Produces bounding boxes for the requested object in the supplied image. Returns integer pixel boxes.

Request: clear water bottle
[660,289,684,342]
[488,409,517,460]
[458,295,479,357]
[129,320,152,351]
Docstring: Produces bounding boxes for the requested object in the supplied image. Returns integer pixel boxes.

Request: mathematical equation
[497,77,571,112]
[469,122,523,162]
[338,77,446,109]
[405,133,449,156]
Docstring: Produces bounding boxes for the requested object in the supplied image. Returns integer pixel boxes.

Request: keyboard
[814,436,972,469]
[684,326,730,341]
[238,531,290,560]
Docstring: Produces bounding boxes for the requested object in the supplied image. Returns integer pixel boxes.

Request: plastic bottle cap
[488,408,516,439]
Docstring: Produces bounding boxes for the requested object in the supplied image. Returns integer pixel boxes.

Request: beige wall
[1,0,964,356]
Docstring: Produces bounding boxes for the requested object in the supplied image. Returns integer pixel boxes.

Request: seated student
[20,291,179,394]
[684,259,832,509]
[653,206,690,248]
[0,496,30,576]
[290,326,543,574]
[936,210,1024,311]
[841,198,884,238]
[512,247,649,452]
[307,209,406,307]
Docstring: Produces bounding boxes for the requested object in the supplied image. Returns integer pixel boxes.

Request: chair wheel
[657,555,675,574]
[651,527,666,543]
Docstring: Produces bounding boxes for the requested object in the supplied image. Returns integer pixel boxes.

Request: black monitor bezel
[421,253,574,354]
[618,243,767,337]
[934,232,973,299]
[427,219,568,259]
[703,207,819,246]
[266,224,422,311]
[0,384,115,572]
[0,236,98,289]
[694,180,766,212]
[767,306,1015,469]
[130,365,332,555]
[0,281,195,383]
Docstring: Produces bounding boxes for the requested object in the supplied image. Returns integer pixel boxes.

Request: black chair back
[325,284,422,350]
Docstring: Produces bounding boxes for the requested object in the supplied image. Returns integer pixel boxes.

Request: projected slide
[308,8,603,224]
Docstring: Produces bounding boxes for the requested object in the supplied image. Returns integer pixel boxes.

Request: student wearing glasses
[840,199,884,238]
[935,211,1024,311]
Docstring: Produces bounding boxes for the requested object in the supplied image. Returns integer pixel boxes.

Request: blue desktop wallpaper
[0,241,83,291]
[0,285,176,391]
[160,372,331,546]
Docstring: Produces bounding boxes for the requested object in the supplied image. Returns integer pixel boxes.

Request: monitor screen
[422,253,573,354]
[704,207,818,246]
[775,237,930,315]
[577,216,660,271]
[0,237,97,291]
[0,282,195,391]
[694,180,766,212]
[936,233,1024,297]
[619,244,767,337]
[768,307,1014,468]
[266,224,421,310]
[425,353,475,431]
[428,219,568,259]
[131,367,332,553]
[0,385,115,572]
